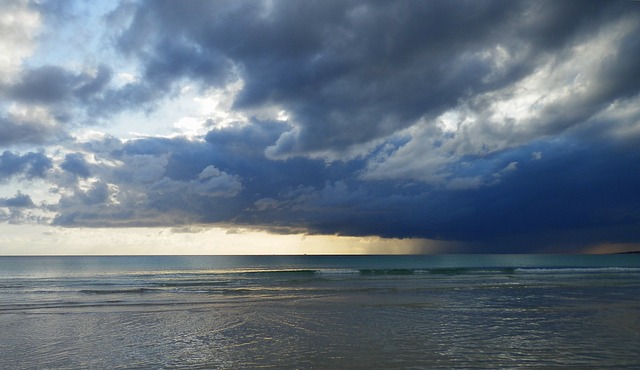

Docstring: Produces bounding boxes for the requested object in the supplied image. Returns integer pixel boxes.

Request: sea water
[1,255,639,369]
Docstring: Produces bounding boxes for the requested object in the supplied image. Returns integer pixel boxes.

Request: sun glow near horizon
[2,223,637,256]
[0,224,459,256]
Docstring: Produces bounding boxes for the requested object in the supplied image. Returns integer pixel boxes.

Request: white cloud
[360,117,454,185]
[594,95,640,141]
[198,165,221,179]
[0,0,41,84]
[171,79,249,137]
[502,161,518,172]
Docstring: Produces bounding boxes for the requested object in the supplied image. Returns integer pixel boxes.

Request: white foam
[315,269,361,275]
[515,267,640,274]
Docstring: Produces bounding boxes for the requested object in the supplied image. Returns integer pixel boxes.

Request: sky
[1,0,640,255]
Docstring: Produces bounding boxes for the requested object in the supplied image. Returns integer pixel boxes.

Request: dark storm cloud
[233,134,640,253]
[111,0,636,158]
[417,139,640,252]
[51,120,356,227]
[7,0,634,148]
[47,114,640,251]
[0,151,52,181]
[13,0,640,252]
[118,0,520,154]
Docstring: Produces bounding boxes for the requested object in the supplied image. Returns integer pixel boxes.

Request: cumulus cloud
[60,153,91,178]
[0,150,52,181]
[0,110,62,146]
[50,135,247,227]
[0,192,35,208]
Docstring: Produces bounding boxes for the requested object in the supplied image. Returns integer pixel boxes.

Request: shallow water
[1,255,639,368]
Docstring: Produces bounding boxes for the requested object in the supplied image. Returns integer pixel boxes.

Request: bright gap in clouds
[0,224,454,255]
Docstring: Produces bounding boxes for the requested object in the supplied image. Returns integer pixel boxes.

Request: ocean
[1,254,639,369]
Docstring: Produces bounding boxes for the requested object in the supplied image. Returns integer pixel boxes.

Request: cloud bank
[1,0,640,252]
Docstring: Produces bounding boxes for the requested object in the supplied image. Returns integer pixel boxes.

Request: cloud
[4,64,118,123]
[51,133,248,227]
[0,192,45,225]
[0,150,52,181]
[0,192,35,208]
[148,166,242,199]
[358,8,640,184]
[116,1,516,157]
[22,113,640,252]
[9,65,79,104]
[0,110,63,146]
[0,0,41,84]
[108,0,638,162]
[60,153,91,178]
[2,0,640,253]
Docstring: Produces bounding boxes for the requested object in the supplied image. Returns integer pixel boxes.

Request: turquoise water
[1,255,639,368]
